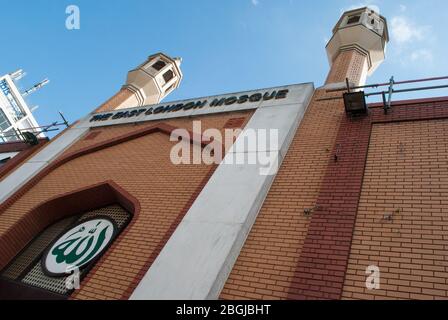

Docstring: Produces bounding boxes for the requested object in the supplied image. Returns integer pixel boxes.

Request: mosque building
[1,7,447,300]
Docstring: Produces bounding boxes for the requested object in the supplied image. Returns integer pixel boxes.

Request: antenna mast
[22,78,50,97]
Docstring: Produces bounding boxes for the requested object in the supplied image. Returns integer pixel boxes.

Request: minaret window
[347,15,361,24]
[165,83,175,93]
[163,70,174,83]
[151,60,166,71]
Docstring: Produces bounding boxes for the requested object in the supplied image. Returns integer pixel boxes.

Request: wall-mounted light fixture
[343,91,368,116]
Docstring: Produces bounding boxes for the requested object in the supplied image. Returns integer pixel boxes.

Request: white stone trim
[0,152,19,161]
[122,84,146,106]
[80,83,313,129]
[0,125,89,203]
[130,83,314,300]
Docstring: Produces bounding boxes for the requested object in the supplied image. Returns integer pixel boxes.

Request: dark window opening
[165,84,175,93]
[163,70,174,83]
[347,15,361,24]
[0,157,11,167]
[152,60,166,71]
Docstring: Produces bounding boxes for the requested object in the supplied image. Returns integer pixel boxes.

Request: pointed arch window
[0,182,137,299]
[151,60,166,71]
[163,69,174,83]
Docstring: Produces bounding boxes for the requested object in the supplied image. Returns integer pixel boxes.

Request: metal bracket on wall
[334,143,341,162]
[382,76,394,114]
[381,208,401,222]
[303,205,322,217]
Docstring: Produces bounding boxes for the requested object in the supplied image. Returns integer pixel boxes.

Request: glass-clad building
[0,74,42,142]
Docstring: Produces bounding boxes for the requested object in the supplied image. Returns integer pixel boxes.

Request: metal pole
[365,84,448,97]
[0,128,59,139]
[59,111,69,128]
[316,83,448,102]
[386,76,394,112]
[382,92,387,114]
[326,75,448,93]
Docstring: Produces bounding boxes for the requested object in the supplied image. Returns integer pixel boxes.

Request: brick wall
[220,45,368,299]
[220,89,346,299]
[221,60,448,300]
[220,48,368,300]
[342,116,448,300]
[0,111,252,300]
[325,49,368,85]
[95,88,134,113]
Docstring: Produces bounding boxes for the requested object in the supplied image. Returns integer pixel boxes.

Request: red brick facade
[94,88,134,113]
[220,87,346,299]
[325,49,368,85]
[220,40,448,299]
[342,100,448,300]
[0,111,252,300]
[222,94,448,300]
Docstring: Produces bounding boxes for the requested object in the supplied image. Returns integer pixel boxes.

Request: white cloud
[410,49,433,62]
[339,2,437,70]
[251,0,259,6]
[399,48,434,68]
[390,16,428,44]
[344,2,380,14]
[389,15,434,68]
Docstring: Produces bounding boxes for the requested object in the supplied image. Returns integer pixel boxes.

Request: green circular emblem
[42,217,116,277]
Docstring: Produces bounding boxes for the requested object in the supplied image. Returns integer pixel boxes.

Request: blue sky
[1,0,447,136]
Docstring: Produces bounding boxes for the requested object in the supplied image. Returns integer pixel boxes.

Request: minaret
[96,52,182,112]
[325,7,389,87]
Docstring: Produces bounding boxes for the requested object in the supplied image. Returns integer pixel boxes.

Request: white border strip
[130,83,314,300]
[0,126,89,203]
[78,83,312,128]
